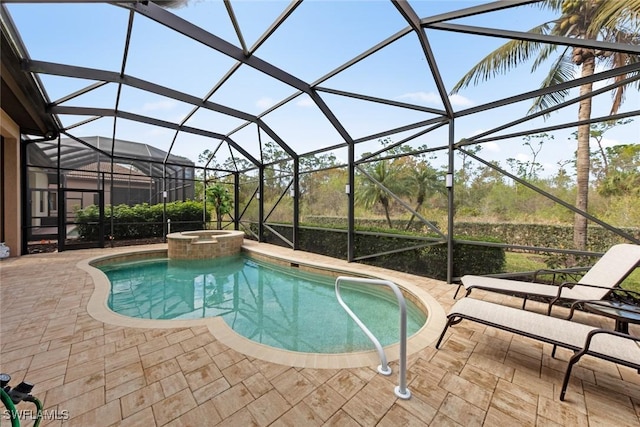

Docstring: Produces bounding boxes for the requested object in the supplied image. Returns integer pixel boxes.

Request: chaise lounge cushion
[460,244,640,307]
[444,298,640,366]
[437,298,640,400]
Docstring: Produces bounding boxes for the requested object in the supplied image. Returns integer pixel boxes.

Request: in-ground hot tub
[166,230,244,259]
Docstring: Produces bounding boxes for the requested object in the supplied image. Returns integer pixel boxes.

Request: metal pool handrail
[334,276,411,399]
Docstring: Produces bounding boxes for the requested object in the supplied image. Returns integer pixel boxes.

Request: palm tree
[405,163,443,230]
[450,0,640,250]
[356,160,407,228]
[206,183,232,230]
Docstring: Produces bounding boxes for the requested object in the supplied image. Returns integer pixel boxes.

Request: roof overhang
[1,24,58,139]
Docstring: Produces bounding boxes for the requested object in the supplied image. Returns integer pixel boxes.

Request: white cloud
[397,91,441,104]
[296,97,315,108]
[449,93,474,107]
[141,100,176,112]
[256,97,275,109]
[515,153,530,162]
[483,141,500,152]
[396,91,474,107]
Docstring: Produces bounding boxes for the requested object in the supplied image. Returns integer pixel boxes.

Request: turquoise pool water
[99,255,427,353]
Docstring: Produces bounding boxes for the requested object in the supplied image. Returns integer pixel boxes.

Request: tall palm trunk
[381,197,393,228]
[216,206,223,230]
[405,195,425,231]
[573,54,595,250]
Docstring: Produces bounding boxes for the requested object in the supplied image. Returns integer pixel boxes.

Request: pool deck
[1,242,639,426]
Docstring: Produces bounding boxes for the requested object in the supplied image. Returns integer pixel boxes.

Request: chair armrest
[565,298,640,321]
[533,267,589,284]
[533,269,560,283]
[582,328,640,352]
[547,283,638,315]
[566,300,584,320]
[552,281,581,299]
[558,282,640,300]
[555,281,632,294]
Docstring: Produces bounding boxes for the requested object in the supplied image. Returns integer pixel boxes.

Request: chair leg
[560,353,582,401]
[453,284,462,299]
[435,319,454,349]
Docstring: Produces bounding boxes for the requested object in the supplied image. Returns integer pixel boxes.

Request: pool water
[100,255,427,353]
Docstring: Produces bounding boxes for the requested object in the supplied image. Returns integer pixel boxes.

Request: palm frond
[450,23,553,94]
[597,28,640,114]
[544,0,564,12]
[528,49,574,114]
[530,43,560,72]
[610,75,627,115]
[607,54,640,115]
[152,1,190,9]
[588,0,640,33]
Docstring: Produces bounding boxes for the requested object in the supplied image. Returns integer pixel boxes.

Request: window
[48,191,57,213]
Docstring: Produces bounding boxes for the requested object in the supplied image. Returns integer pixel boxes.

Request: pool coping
[78,244,447,370]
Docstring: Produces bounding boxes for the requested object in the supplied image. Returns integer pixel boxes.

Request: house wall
[64,177,98,220]
[1,108,21,257]
[64,176,152,207]
[29,168,50,226]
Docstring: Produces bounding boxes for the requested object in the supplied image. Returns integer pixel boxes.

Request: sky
[5,0,639,177]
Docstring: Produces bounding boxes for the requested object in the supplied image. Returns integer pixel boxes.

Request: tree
[195,149,244,201]
[456,144,483,189]
[597,143,640,196]
[574,119,634,182]
[356,159,408,228]
[206,183,232,230]
[261,141,342,201]
[405,161,443,230]
[451,0,640,250]
[454,144,485,211]
[506,133,550,180]
[552,159,574,189]
[297,148,339,200]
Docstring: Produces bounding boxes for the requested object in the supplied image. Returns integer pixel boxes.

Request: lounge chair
[458,243,640,314]
[435,298,640,400]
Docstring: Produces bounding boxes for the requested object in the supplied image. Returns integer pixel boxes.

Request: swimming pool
[99,254,427,353]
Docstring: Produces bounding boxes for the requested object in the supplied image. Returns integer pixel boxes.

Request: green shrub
[75,201,210,241]
[257,223,505,281]
[74,204,102,240]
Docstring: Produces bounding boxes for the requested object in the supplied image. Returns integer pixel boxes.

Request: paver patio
[1,242,639,426]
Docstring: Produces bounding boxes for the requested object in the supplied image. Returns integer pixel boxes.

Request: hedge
[75,201,210,240]
[452,222,640,253]
[307,216,640,252]
[255,224,505,280]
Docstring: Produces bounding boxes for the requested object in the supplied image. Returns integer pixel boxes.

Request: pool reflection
[102,255,426,353]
